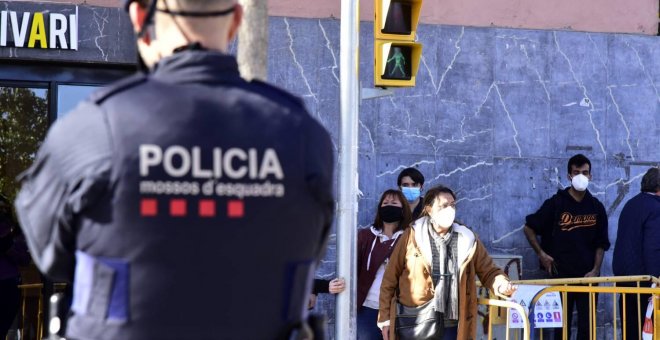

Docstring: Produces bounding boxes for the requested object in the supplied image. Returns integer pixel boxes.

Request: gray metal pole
[237,0,268,81]
[336,0,359,337]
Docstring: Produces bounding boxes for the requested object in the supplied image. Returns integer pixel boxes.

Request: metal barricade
[10,277,658,340]
[15,283,67,340]
[512,275,660,340]
[478,297,531,340]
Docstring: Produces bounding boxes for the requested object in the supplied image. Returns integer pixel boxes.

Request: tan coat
[378,218,509,340]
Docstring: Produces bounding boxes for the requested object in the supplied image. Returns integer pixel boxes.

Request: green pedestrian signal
[374,0,422,87]
[385,46,411,80]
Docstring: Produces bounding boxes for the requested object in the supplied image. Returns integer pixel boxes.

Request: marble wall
[267,17,659,336]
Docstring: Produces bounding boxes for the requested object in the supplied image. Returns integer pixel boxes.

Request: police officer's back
[14,1,334,339]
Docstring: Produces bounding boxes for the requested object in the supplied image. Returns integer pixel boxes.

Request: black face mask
[379,205,403,223]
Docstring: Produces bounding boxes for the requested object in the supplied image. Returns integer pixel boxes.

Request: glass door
[0,85,49,202]
[57,84,101,118]
[0,61,132,340]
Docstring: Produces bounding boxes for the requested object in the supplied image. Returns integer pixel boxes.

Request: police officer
[14,0,335,339]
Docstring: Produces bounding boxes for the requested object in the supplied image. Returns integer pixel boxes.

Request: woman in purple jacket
[0,195,30,339]
[357,189,412,339]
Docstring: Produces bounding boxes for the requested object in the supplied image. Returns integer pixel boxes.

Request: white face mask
[571,174,589,192]
[431,208,455,229]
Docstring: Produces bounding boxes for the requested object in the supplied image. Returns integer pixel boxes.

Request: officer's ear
[129,1,152,44]
[226,4,243,43]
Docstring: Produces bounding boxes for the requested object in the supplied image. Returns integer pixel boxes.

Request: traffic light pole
[337,0,359,337]
[360,84,394,101]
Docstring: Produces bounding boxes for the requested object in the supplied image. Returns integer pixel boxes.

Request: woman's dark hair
[418,185,456,218]
[397,167,425,186]
[373,189,412,232]
[641,167,660,193]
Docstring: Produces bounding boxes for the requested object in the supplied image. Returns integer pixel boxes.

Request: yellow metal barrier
[512,276,660,340]
[15,283,67,340]
[478,297,530,340]
[11,277,659,340]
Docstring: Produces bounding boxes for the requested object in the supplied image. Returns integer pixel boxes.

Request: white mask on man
[571,174,589,192]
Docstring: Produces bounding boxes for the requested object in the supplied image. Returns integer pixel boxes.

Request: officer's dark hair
[419,185,456,218]
[397,167,425,186]
[373,189,412,232]
[567,154,591,174]
[641,167,660,193]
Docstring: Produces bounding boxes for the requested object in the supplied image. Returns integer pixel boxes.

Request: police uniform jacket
[15,50,335,340]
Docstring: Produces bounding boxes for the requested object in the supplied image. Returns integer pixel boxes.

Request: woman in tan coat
[377,185,517,340]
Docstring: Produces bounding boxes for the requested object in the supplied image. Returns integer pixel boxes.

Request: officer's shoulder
[89,73,148,105]
[40,101,111,171]
[247,79,306,111]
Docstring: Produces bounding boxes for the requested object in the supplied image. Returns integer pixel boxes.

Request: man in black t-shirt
[523,154,610,340]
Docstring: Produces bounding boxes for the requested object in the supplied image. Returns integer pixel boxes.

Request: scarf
[428,225,459,321]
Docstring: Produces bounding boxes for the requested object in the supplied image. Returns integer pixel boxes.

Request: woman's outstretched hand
[497,281,518,297]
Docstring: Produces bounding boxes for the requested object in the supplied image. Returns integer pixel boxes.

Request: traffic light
[374,0,422,87]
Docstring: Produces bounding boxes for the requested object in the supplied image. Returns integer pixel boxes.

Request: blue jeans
[0,278,20,340]
[443,325,458,339]
[357,307,382,340]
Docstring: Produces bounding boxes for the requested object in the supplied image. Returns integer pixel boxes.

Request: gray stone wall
[268,17,659,337]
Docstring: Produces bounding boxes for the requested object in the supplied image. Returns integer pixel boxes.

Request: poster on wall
[509,285,563,329]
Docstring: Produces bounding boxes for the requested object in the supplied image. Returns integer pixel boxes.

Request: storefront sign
[0,7,78,50]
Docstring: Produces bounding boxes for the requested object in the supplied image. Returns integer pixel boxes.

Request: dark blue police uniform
[15,50,335,340]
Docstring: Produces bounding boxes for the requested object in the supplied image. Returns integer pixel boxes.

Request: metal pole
[336,0,359,337]
[237,0,268,81]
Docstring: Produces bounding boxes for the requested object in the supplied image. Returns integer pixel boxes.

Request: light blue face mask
[401,187,421,202]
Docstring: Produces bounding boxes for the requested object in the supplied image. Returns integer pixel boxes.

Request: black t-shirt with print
[526,188,610,278]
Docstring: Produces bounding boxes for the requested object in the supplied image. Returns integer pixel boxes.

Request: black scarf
[429,227,459,320]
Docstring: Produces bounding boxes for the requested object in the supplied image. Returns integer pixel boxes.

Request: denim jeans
[357,307,382,340]
[443,325,458,339]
